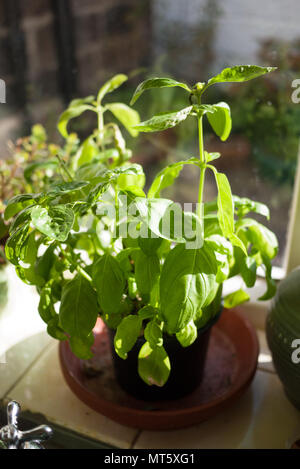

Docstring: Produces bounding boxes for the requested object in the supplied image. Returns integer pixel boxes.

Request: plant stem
[58,243,92,283]
[197,112,206,220]
[97,106,105,150]
[115,185,119,239]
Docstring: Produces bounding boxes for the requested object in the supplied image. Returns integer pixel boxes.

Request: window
[0,0,299,270]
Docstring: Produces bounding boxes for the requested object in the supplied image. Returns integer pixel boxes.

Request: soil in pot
[108,311,221,401]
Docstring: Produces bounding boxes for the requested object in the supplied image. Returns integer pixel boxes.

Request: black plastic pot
[109,311,221,401]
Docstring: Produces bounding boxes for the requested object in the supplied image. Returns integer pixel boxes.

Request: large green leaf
[97,74,128,102]
[133,197,203,247]
[207,102,232,141]
[31,205,74,242]
[106,103,140,137]
[134,250,160,295]
[93,254,125,314]
[114,315,142,359]
[60,274,98,339]
[130,77,191,105]
[207,65,277,88]
[160,244,218,334]
[133,106,193,133]
[138,342,171,387]
[148,158,200,198]
[58,104,94,138]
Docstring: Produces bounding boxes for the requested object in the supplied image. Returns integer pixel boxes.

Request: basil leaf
[31,205,74,242]
[9,206,34,235]
[114,315,142,359]
[47,181,89,197]
[133,197,203,247]
[4,194,39,221]
[205,151,220,163]
[15,264,45,287]
[138,305,156,321]
[240,256,257,288]
[133,106,193,133]
[38,282,56,323]
[215,172,234,236]
[148,157,200,198]
[160,244,218,334]
[69,333,94,360]
[60,274,98,339]
[5,224,30,265]
[35,245,56,284]
[206,234,233,283]
[207,65,277,87]
[224,289,250,309]
[135,251,160,295]
[130,77,191,105]
[106,103,140,137]
[213,171,247,255]
[207,102,232,141]
[58,104,94,138]
[138,342,171,387]
[72,137,99,170]
[93,254,125,314]
[176,320,197,347]
[259,257,276,301]
[237,218,278,259]
[97,74,128,102]
[233,196,270,219]
[144,320,163,348]
[138,232,163,256]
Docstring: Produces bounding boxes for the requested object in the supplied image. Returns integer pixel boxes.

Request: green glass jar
[266,268,300,409]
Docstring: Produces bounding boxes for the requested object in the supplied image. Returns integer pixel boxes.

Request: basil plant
[5,67,278,388]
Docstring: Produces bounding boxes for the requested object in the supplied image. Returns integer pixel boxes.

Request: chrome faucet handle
[0,401,53,449]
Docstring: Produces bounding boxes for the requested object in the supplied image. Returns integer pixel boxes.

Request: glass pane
[0,0,298,266]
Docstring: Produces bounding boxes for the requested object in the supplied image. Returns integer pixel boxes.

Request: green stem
[97,106,105,150]
[58,244,92,283]
[115,185,119,239]
[197,113,206,219]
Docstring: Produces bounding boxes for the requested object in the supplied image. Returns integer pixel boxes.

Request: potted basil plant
[5,67,278,401]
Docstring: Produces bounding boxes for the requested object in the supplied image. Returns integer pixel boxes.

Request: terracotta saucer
[59,309,259,431]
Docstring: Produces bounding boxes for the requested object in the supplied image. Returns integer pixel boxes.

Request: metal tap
[0,401,53,449]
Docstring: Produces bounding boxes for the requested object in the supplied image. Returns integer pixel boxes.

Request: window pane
[0,0,298,267]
